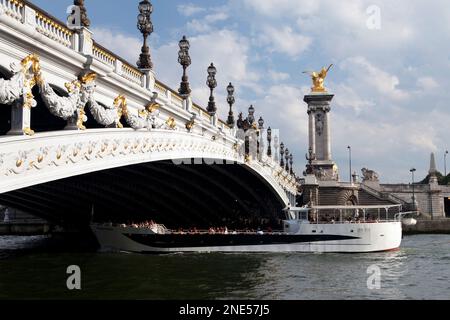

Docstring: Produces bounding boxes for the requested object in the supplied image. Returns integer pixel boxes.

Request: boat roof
[287,204,401,211]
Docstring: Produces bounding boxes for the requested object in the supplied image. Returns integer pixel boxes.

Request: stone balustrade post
[8,100,33,136]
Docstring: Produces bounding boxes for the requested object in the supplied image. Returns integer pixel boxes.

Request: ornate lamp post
[257,117,264,157]
[178,36,191,96]
[206,63,217,116]
[226,83,235,127]
[248,105,255,126]
[73,0,90,28]
[267,127,272,157]
[137,0,154,70]
[348,146,352,184]
[445,150,449,177]
[290,153,294,175]
[306,147,316,175]
[410,168,417,210]
[280,142,285,167]
[258,117,264,131]
[285,148,290,172]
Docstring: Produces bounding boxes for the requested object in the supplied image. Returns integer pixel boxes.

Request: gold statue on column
[303,64,333,93]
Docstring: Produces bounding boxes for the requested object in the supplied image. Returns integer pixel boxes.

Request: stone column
[303,93,337,181]
[304,93,334,161]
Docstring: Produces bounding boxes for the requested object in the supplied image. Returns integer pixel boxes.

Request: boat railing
[292,204,406,225]
[165,229,287,236]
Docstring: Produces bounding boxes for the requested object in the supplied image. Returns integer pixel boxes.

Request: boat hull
[91,222,402,253]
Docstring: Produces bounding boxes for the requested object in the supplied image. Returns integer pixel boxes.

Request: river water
[0,234,448,300]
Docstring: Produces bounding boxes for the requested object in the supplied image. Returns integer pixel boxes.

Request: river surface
[0,234,449,300]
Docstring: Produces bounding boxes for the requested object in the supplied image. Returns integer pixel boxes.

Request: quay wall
[403,219,450,235]
[0,223,50,236]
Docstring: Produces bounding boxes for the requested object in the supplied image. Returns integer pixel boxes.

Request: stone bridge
[0,0,298,227]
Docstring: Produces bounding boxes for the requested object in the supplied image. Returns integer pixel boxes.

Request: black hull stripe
[125,234,360,248]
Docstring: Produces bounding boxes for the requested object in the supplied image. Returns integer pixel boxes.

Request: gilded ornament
[166,117,176,129]
[303,64,333,93]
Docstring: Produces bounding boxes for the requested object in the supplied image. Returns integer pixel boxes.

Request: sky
[29,0,450,183]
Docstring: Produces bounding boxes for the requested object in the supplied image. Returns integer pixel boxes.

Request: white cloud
[186,8,229,33]
[91,28,141,64]
[243,0,319,18]
[177,4,206,17]
[259,26,312,58]
[332,83,375,113]
[269,71,290,82]
[340,56,410,101]
[417,77,439,92]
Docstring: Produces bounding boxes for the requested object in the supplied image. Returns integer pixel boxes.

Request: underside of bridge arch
[0,160,285,230]
[0,68,12,135]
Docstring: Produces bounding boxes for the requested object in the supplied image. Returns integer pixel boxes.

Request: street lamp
[73,0,90,28]
[285,148,290,172]
[206,63,217,116]
[257,117,264,158]
[226,83,235,128]
[178,36,191,96]
[248,105,255,125]
[410,168,416,210]
[137,0,154,70]
[267,127,272,157]
[289,153,294,175]
[280,142,285,167]
[445,150,449,177]
[347,146,352,184]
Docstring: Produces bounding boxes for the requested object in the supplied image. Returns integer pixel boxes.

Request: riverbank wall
[403,218,450,235]
[0,223,51,236]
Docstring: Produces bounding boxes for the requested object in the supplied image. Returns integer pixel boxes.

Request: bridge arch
[0,129,296,228]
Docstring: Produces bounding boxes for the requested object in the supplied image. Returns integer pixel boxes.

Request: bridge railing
[35,11,73,48]
[1,0,23,22]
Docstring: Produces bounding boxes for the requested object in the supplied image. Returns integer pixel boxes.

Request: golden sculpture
[80,72,97,84]
[21,53,41,83]
[146,102,160,113]
[303,64,333,93]
[113,94,127,128]
[185,119,195,131]
[166,117,176,129]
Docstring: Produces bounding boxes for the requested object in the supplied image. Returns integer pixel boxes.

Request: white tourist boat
[91,204,411,254]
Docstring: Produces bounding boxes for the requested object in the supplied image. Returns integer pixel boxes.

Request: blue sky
[30,0,450,183]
